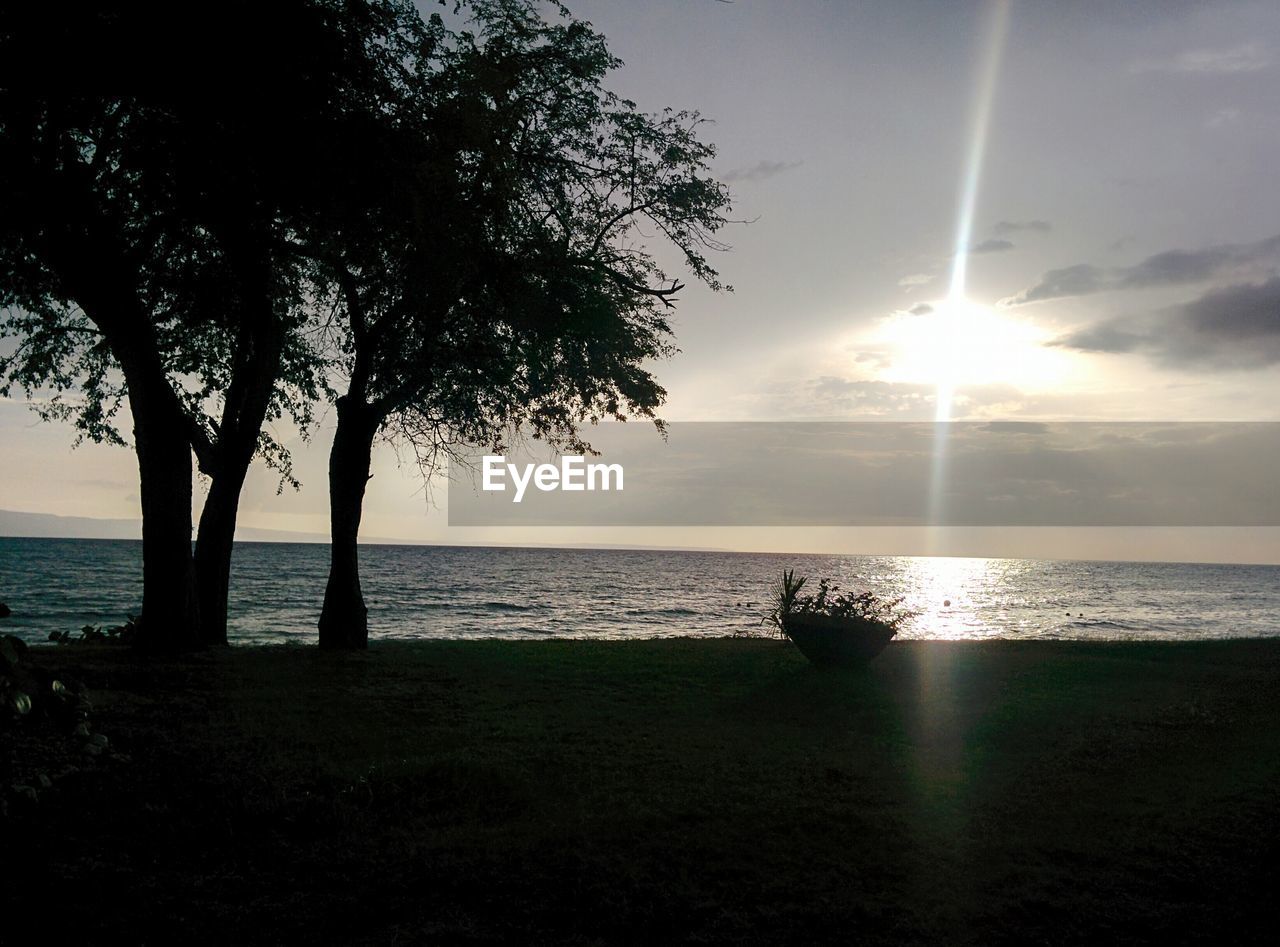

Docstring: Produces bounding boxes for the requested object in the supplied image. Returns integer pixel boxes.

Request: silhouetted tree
[308,0,733,648]
[1,0,731,652]
[0,2,363,648]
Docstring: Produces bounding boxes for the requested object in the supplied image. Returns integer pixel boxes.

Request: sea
[1,536,1279,646]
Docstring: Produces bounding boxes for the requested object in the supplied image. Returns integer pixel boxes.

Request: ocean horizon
[3,536,1279,646]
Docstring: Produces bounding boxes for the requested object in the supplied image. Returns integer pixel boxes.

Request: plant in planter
[763,570,916,667]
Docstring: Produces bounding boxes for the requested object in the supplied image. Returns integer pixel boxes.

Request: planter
[782,613,896,667]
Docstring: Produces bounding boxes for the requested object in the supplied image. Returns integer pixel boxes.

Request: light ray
[929,0,1012,553]
[935,0,1012,423]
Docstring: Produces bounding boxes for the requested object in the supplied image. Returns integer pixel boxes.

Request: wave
[474,601,544,612]
[622,606,699,617]
[1063,618,1165,632]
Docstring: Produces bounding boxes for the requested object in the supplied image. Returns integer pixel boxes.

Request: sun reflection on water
[859,556,1039,640]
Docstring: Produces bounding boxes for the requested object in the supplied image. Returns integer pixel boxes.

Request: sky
[4,0,1280,561]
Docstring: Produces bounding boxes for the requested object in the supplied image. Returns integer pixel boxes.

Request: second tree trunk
[194,463,250,647]
[318,397,380,649]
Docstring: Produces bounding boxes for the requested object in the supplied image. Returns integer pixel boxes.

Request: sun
[874,296,1070,419]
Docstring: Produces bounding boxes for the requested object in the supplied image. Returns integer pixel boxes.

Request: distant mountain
[0,509,142,540]
[0,508,727,552]
[0,509,329,543]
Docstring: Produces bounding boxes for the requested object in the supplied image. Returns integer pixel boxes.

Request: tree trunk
[192,282,285,646]
[318,394,378,650]
[128,386,201,653]
[193,463,249,647]
[318,396,380,650]
[191,368,282,646]
[36,193,206,651]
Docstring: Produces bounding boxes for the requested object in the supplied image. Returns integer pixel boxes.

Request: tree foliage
[0,1,338,488]
[1,0,735,648]
[311,0,735,646]
[0,1,384,644]
[318,0,734,458]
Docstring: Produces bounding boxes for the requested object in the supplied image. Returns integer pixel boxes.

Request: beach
[7,637,1279,943]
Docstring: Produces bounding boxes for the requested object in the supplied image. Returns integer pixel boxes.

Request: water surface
[2,537,1278,645]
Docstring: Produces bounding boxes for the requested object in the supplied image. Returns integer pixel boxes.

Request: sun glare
[876,296,1069,417]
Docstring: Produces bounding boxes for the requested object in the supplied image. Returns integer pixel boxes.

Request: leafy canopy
[307,0,735,468]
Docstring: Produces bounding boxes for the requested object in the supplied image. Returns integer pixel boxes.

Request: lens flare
[938,0,1012,420]
[930,0,1012,553]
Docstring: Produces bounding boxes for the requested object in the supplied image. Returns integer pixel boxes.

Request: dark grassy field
[6,637,1280,944]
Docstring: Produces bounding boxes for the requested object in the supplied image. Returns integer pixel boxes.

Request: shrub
[47,614,139,645]
[763,571,916,635]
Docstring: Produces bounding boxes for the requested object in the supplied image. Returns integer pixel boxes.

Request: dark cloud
[1052,277,1280,370]
[907,303,933,316]
[970,238,1015,254]
[1006,234,1280,305]
[992,220,1052,236]
[1162,279,1280,368]
[1011,263,1106,303]
[1052,321,1144,355]
[721,159,803,184]
[1119,246,1246,288]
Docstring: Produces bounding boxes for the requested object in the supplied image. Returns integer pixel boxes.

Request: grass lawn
[6,637,1280,944]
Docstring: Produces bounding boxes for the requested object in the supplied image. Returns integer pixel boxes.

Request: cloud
[801,376,1026,419]
[811,376,926,398]
[806,377,936,416]
[907,303,933,316]
[1007,263,1107,304]
[1052,321,1145,355]
[852,350,893,370]
[992,220,1052,236]
[1131,42,1270,75]
[1004,233,1280,305]
[1052,277,1280,371]
[970,238,1015,255]
[979,421,1050,436]
[721,159,803,183]
[1206,107,1242,128]
[1119,242,1273,287]
[898,273,934,288]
